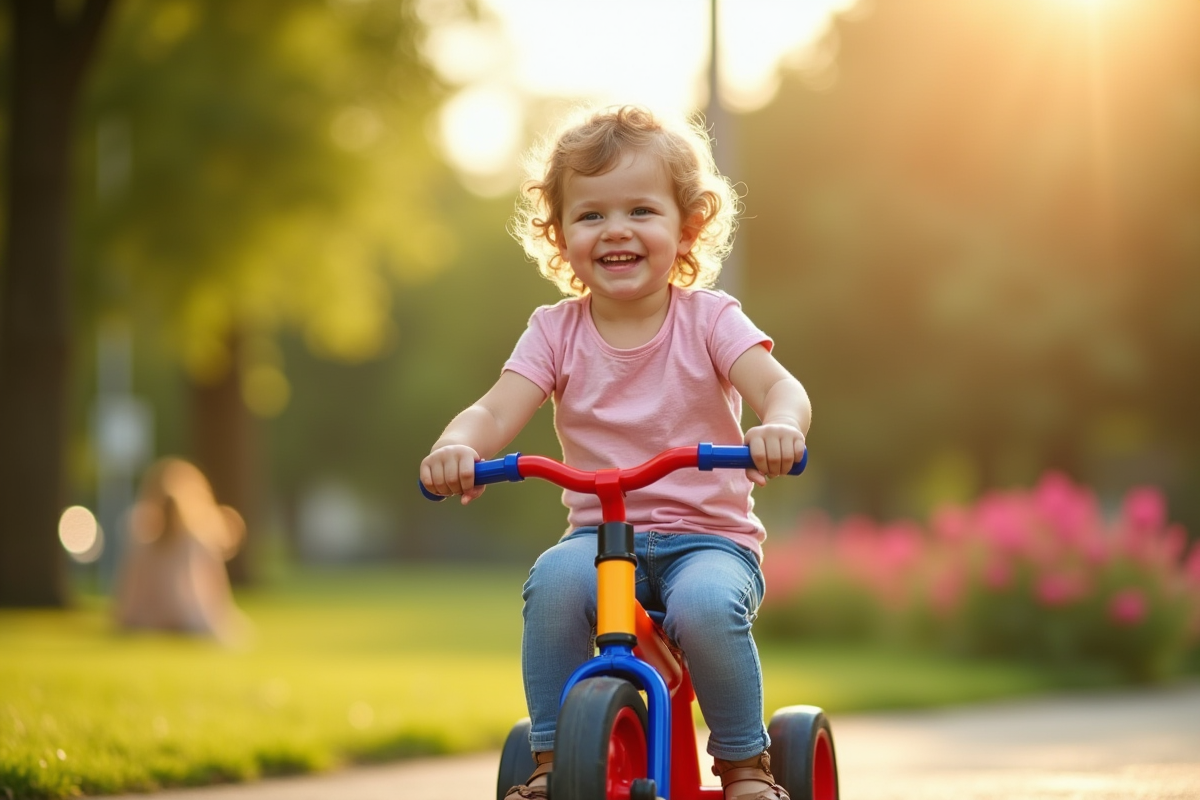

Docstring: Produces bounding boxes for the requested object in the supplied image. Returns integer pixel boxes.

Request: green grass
[761,640,1119,715]
[1,564,1128,799]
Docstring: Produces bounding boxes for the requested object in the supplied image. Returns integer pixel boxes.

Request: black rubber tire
[553,677,650,800]
[767,705,839,800]
[496,717,537,800]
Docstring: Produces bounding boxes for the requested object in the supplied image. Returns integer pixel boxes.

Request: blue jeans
[521,528,770,761]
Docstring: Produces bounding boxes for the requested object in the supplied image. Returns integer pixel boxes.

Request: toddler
[420,105,810,800]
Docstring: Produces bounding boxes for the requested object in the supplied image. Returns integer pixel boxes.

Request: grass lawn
[1,563,1127,799]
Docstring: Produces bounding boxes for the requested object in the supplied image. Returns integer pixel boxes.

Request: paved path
[101,683,1200,800]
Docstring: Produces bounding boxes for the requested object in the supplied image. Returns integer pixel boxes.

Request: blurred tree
[0,0,114,607]
[73,0,452,583]
[739,0,1200,526]
[0,0,453,602]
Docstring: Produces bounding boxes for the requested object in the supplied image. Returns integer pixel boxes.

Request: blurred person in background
[114,457,249,644]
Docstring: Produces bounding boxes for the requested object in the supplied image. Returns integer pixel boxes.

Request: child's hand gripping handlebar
[418,443,807,503]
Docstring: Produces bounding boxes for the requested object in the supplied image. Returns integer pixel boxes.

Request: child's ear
[552,224,569,263]
[677,211,704,256]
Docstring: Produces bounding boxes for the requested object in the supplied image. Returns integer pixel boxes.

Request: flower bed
[759,473,1200,682]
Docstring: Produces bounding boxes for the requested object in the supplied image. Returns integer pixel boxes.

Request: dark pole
[706,0,742,298]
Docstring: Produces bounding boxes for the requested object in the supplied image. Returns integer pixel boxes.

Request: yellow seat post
[595,521,637,648]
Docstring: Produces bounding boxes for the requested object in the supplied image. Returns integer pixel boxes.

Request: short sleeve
[503,307,558,396]
[707,295,773,380]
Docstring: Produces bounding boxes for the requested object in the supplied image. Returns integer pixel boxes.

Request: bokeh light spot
[58,506,104,564]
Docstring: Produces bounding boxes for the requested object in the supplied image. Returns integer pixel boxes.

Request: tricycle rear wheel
[767,705,838,800]
[496,717,537,800]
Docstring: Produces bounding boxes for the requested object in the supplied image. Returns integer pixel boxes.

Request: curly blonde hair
[511,105,740,297]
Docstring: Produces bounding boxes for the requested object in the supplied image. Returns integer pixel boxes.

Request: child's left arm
[728,344,811,486]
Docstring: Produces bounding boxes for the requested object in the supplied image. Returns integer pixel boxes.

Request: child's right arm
[419,370,546,504]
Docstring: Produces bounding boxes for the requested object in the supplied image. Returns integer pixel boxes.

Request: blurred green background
[3,0,1196,590]
[1,0,1199,796]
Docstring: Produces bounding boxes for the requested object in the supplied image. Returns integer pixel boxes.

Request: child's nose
[602,220,632,240]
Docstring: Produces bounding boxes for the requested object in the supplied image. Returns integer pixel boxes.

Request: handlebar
[419,443,807,502]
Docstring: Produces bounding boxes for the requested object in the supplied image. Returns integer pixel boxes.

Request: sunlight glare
[718,0,857,112]
[493,0,707,114]
[436,84,525,192]
[422,19,506,86]
[419,0,858,187]
[1050,0,1119,13]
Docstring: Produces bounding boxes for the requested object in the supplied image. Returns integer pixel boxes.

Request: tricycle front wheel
[554,676,652,800]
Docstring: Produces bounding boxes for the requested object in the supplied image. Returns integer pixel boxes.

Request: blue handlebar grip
[418,453,524,502]
[697,443,808,475]
[474,453,524,485]
[419,480,446,502]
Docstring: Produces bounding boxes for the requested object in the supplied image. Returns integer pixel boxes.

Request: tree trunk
[189,332,261,585]
[0,0,113,607]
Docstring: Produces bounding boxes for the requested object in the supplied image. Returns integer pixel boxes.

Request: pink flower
[879,522,923,571]
[765,510,833,597]
[976,493,1030,553]
[931,504,970,541]
[928,565,966,618]
[1034,471,1074,511]
[762,543,805,598]
[982,558,1013,591]
[834,516,881,582]
[1122,487,1166,533]
[1035,571,1088,607]
[1034,472,1095,543]
[1184,543,1200,587]
[1108,588,1148,627]
[1162,524,1187,563]
[1081,535,1110,566]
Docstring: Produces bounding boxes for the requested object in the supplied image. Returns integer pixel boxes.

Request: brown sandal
[712,751,790,800]
[504,750,554,799]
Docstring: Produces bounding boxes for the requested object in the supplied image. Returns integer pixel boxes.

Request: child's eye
[631,207,652,217]
[580,212,602,222]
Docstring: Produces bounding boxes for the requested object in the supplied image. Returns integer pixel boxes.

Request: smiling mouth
[599,254,640,266]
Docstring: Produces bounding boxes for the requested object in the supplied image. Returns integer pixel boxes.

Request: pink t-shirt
[503,285,773,560]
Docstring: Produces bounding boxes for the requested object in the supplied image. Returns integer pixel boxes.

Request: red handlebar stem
[594,469,626,522]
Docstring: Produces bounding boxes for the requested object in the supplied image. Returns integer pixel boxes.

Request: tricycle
[423,443,837,800]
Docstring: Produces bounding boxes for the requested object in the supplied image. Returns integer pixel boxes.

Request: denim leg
[521,530,597,753]
[654,535,770,762]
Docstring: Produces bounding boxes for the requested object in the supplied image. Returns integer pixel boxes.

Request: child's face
[555,149,698,307]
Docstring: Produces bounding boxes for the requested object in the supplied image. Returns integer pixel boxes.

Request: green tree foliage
[71,0,457,582]
[2,0,460,601]
[266,191,567,563]
[78,0,451,379]
[738,0,1200,526]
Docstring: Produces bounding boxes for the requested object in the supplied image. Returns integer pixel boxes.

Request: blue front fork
[559,643,673,798]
